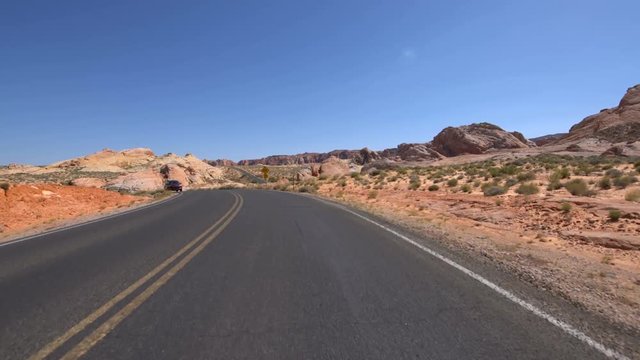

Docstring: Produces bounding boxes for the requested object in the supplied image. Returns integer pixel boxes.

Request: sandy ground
[294,168,640,332]
[0,184,149,242]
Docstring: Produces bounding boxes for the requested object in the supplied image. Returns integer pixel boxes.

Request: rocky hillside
[558,84,640,144]
[0,148,241,192]
[234,149,364,166]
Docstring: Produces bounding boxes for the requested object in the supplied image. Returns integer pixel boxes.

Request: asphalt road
[0,190,622,359]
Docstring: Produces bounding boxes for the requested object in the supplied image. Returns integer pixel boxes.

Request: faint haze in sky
[1,0,639,164]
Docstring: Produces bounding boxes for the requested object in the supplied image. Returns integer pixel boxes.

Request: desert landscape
[2,84,639,335]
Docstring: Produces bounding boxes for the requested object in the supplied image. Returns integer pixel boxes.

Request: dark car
[164,180,183,192]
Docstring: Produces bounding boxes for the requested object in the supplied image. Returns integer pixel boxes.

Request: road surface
[0,190,624,359]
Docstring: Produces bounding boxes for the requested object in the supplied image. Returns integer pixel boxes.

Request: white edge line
[0,192,183,248]
[308,195,629,360]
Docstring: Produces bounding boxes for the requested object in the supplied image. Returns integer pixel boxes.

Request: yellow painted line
[28,192,242,360]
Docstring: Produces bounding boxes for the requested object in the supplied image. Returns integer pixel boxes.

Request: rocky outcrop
[107,168,164,192]
[431,122,532,157]
[530,133,568,146]
[319,157,353,177]
[396,143,444,162]
[71,177,107,188]
[559,84,640,144]
[4,148,237,191]
[206,159,237,166]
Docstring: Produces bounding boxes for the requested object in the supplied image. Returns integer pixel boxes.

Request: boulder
[431,122,531,157]
[319,156,352,177]
[396,143,444,162]
[565,144,583,152]
[601,146,625,157]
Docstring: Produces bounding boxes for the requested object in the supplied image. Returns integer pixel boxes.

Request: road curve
[0,190,619,359]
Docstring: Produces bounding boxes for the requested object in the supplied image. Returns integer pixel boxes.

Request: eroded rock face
[431,122,531,156]
[396,143,444,162]
[559,84,640,144]
[107,168,165,192]
[71,178,107,188]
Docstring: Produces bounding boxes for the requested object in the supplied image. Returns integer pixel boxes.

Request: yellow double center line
[29,192,244,360]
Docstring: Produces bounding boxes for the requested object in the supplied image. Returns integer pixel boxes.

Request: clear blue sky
[1,0,639,164]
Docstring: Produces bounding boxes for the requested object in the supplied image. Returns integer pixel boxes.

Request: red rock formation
[431,123,531,156]
[558,84,640,144]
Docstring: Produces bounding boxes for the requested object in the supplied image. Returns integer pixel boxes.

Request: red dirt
[0,183,148,241]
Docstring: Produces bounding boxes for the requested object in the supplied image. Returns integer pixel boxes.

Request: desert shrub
[367,190,378,199]
[408,174,421,190]
[608,209,621,222]
[318,174,328,181]
[550,168,571,182]
[447,178,458,187]
[483,185,506,197]
[605,168,623,178]
[547,180,563,191]
[516,183,539,195]
[298,185,317,193]
[460,184,471,193]
[574,164,595,176]
[613,175,637,189]
[504,178,518,188]
[560,202,572,213]
[368,169,381,176]
[517,172,536,182]
[495,198,503,206]
[428,184,439,191]
[564,179,593,196]
[598,177,611,190]
[338,178,347,187]
[397,168,408,175]
[473,180,481,188]
[0,182,9,191]
[350,173,361,180]
[625,189,640,202]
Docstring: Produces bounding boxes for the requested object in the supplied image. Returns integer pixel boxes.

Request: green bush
[598,176,611,190]
[517,172,536,182]
[550,168,571,182]
[428,184,440,191]
[338,178,347,187]
[608,209,621,222]
[564,179,593,196]
[350,173,361,179]
[613,175,637,189]
[547,180,563,191]
[516,183,539,195]
[560,202,572,213]
[483,185,506,197]
[605,168,623,178]
[460,184,471,193]
[625,189,640,202]
[408,174,421,191]
[446,178,458,187]
[367,190,378,199]
[504,178,518,188]
[0,182,9,191]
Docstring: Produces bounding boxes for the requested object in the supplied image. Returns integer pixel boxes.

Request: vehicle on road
[164,180,183,192]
